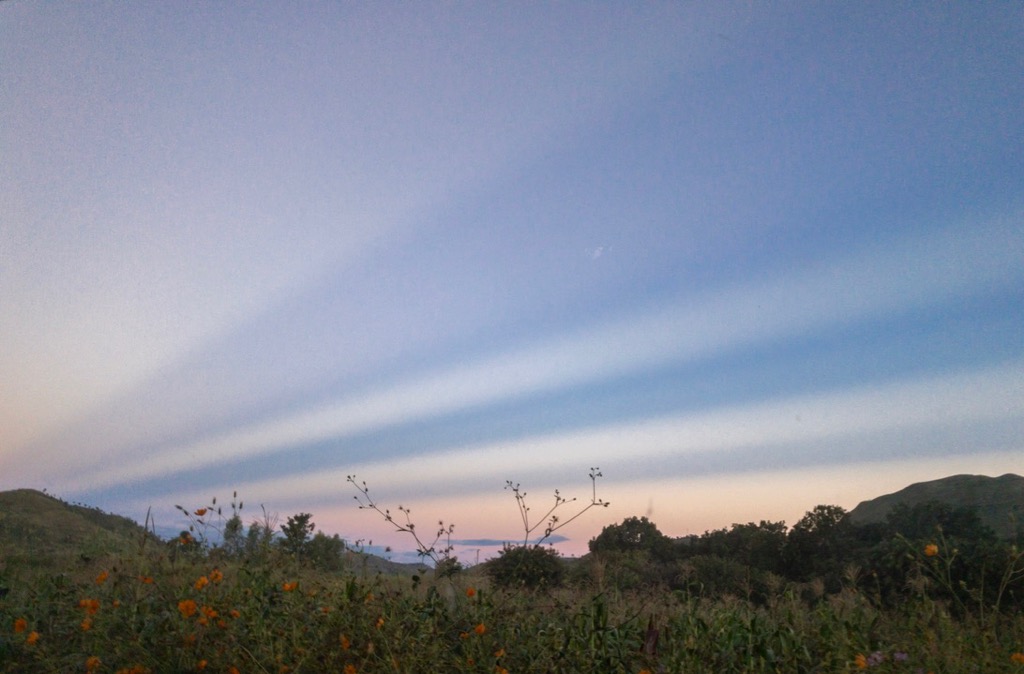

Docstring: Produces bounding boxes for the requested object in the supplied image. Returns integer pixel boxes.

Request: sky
[2,3,1022,563]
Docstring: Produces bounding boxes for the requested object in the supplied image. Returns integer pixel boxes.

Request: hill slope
[0,489,153,569]
[847,473,1024,540]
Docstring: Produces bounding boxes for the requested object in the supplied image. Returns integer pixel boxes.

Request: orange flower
[80,598,101,615]
[86,656,102,671]
[178,599,198,618]
[466,587,476,598]
[494,648,506,658]
[228,668,241,674]
[230,609,241,619]
[26,631,40,645]
[209,568,223,583]
[95,571,109,585]
[1012,652,1024,664]
[81,618,93,631]
[474,622,487,635]
[375,616,385,630]
[924,544,939,557]
[194,576,210,591]
[195,659,208,670]
[854,653,868,669]
[13,618,28,633]
[201,606,218,619]
[340,634,351,650]
[282,581,298,592]
[194,508,208,517]
[495,667,508,674]
[139,575,155,584]
[344,666,357,674]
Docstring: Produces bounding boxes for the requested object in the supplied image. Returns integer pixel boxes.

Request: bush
[486,544,565,589]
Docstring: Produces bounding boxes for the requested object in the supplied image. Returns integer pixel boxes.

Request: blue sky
[2,3,1022,561]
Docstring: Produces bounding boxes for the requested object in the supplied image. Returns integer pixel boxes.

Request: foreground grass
[3,544,1024,674]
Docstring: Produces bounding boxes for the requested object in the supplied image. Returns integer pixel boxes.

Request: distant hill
[0,488,424,576]
[847,474,1024,540]
[0,488,154,569]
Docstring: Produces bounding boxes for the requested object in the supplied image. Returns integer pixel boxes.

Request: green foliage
[485,544,565,589]
[306,531,347,572]
[589,516,671,559]
[280,512,315,558]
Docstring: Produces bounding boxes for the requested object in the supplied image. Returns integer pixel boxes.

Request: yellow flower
[854,653,868,669]
[95,571,109,585]
[178,599,198,618]
[1012,652,1024,664]
[13,618,28,633]
[924,543,939,557]
[194,576,210,590]
[26,631,40,645]
[282,581,298,592]
[466,587,476,598]
[474,622,487,635]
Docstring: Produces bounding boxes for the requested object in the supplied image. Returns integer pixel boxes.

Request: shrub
[486,544,565,589]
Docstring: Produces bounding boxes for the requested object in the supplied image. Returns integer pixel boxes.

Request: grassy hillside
[847,473,1024,540]
[0,489,152,572]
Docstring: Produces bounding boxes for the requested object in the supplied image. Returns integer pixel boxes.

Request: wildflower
[81,618,93,631]
[112,599,121,608]
[340,634,351,650]
[230,609,241,619]
[466,587,476,598]
[474,622,487,635]
[201,606,218,619]
[139,575,154,584]
[854,653,868,669]
[494,648,506,658]
[13,617,27,633]
[364,592,374,603]
[495,667,508,674]
[344,666,357,674]
[80,598,101,615]
[86,656,102,671]
[459,632,469,640]
[867,652,886,666]
[894,652,909,662]
[228,668,241,674]
[95,570,109,585]
[195,659,208,670]
[1013,652,1024,664]
[209,568,223,583]
[178,599,198,618]
[194,576,209,590]
[639,670,653,674]
[924,544,939,557]
[26,631,40,645]
[375,616,385,630]
[194,508,207,517]
[282,581,298,592]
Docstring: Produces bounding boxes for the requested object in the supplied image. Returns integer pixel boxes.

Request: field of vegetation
[2,475,1023,673]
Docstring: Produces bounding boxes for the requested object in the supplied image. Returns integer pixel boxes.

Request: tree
[784,505,852,586]
[486,545,565,589]
[221,513,245,557]
[306,531,346,571]
[589,516,671,558]
[280,513,315,558]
